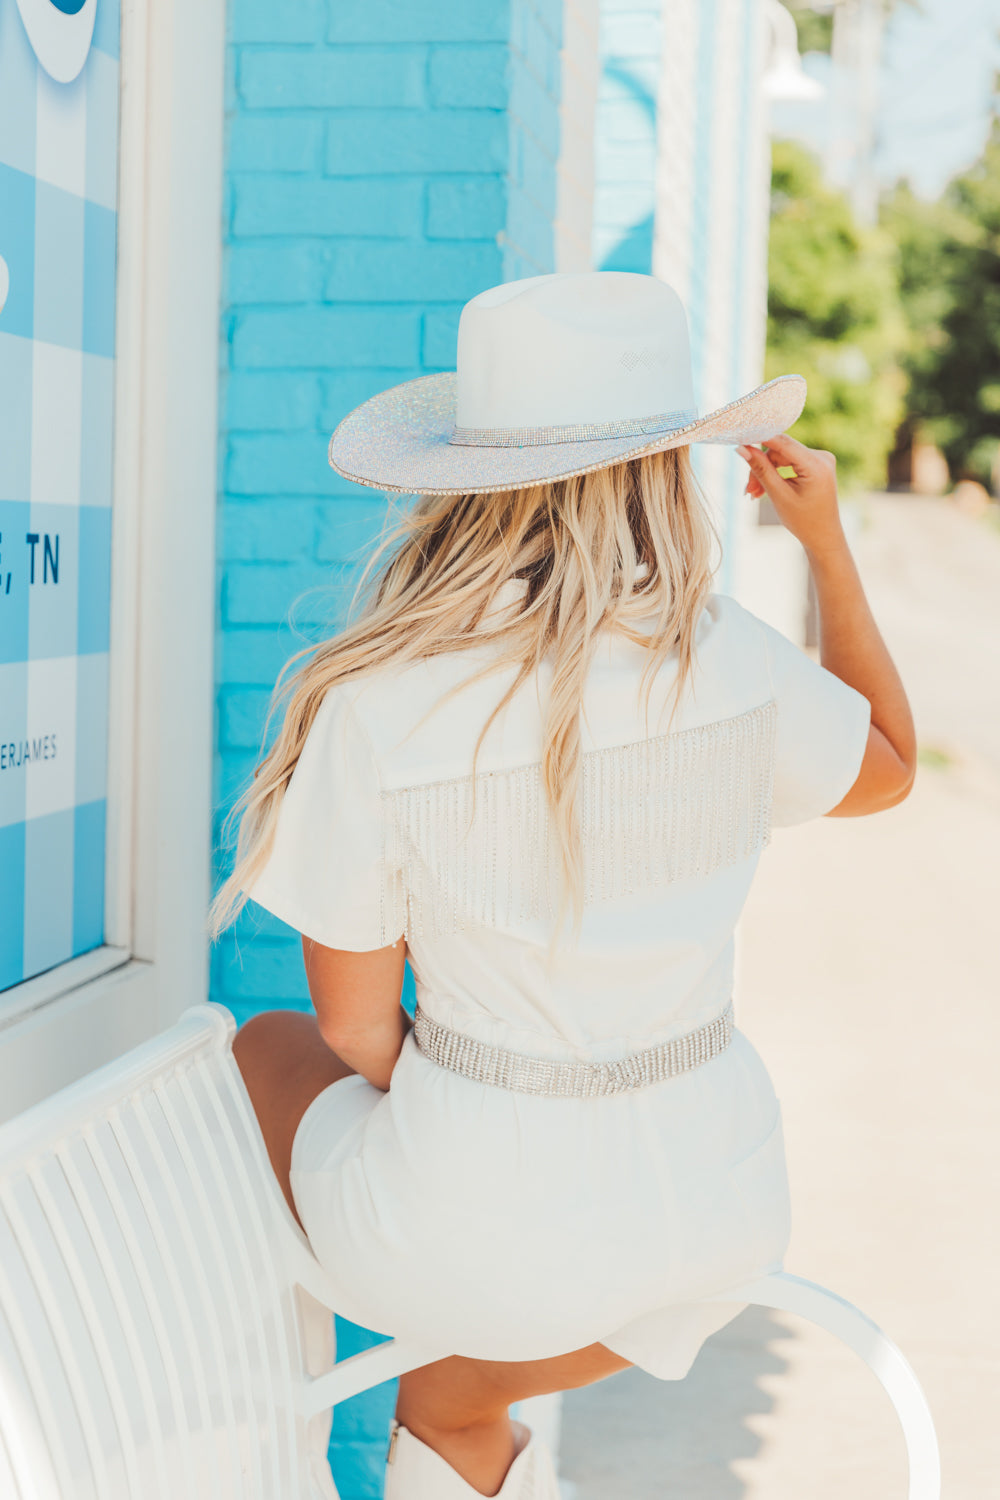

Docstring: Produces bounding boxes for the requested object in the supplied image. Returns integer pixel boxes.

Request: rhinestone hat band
[448,407,698,449]
[413,999,734,1098]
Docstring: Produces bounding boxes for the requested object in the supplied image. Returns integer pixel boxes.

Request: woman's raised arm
[738,434,917,816]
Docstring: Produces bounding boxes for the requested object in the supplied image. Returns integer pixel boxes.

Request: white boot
[383,1418,561,1499]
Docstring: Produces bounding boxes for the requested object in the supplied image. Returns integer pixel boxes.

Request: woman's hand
[737,434,845,560]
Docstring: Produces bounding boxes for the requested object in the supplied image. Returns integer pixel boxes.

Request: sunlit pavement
[561,495,1000,1499]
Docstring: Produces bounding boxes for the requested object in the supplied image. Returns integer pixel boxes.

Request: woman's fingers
[761,431,833,477]
[736,443,796,504]
[756,431,809,461]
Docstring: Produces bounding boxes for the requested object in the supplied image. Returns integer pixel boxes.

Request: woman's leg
[396,1343,632,1495]
[236,1013,630,1492]
[233,1010,354,1231]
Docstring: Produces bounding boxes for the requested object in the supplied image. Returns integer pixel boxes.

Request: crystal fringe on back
[378,699,778,942]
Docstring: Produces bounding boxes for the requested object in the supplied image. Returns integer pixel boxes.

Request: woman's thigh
[397,1341,632,1431]
[233,1010,354,1229]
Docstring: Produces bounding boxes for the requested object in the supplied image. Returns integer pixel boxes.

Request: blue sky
[772,0,1000,199]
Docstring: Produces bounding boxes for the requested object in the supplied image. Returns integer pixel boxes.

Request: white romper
[243,580,871,1378]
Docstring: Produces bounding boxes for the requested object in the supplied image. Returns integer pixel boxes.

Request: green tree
[883,115,1000,486]
[766,140,907,490]
[787,5,834,57]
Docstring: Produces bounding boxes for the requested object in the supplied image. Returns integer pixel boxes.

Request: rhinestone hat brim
[413,999,735,1097]
[328,371,807,496]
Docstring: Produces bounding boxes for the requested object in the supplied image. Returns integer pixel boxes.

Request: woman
[208,272,915,1499]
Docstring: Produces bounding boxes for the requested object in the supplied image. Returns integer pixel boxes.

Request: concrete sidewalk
[561,495,1000,1499]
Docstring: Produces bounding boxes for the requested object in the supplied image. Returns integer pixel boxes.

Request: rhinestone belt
[412,1000,734,1098]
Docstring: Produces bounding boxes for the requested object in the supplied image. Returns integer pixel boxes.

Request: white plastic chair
[0,1003,940,1499]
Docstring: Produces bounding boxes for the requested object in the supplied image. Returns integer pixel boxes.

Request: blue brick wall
[213,3,562,1496]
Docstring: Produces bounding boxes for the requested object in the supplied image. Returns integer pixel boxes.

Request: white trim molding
[555,0,600,273]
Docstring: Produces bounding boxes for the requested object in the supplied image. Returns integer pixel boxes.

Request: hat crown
[454,273,697,432]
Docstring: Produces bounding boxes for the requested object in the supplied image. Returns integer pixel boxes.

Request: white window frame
[0,0,227,1121]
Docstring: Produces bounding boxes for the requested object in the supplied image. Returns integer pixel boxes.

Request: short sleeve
[757,615,872,827]
[241,685,403,951]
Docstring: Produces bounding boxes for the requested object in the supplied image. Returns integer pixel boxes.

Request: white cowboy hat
[328,271,806,496]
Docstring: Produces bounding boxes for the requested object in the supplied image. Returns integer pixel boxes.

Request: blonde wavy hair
[207,445,720,955]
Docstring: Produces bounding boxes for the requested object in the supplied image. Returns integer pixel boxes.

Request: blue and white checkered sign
[0,0,119,991]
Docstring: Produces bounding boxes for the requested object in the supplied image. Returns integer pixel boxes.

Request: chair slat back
[0,1005,336,1500]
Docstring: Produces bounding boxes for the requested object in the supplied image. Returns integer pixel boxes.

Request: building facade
[0,1,797,1496]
